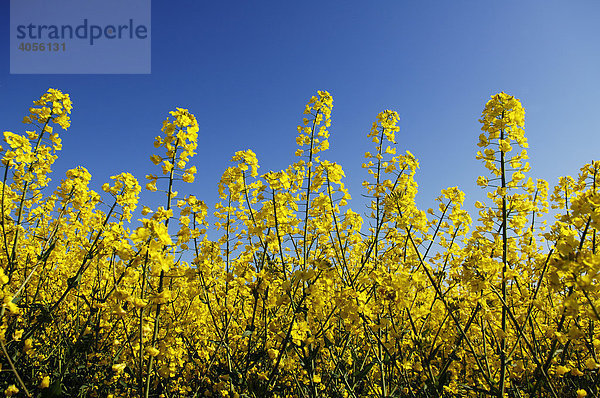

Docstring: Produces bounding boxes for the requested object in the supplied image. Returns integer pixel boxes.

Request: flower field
[0,88,598,397]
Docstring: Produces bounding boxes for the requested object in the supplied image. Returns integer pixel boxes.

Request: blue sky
[1,1,599,228]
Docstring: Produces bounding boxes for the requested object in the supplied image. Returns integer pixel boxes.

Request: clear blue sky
[1,1,599,225]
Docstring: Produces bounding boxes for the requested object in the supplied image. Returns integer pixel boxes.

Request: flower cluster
[0,88,597,398]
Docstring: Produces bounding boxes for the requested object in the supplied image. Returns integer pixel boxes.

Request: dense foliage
[0,89,598,397]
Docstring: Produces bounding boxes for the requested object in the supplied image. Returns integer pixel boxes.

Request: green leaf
[41,380,62,398]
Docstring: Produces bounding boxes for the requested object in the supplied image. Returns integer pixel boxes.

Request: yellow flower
[12,330,23,341]
[151,289,172,304]
[39,375,50,389]
[584,357,599,370]
[4,385,18,396]
[23,338,33,352]
[571,368,584,376]
[113,305,127,317]
[182,172,195,183]
[267,348,279,360]
[3,296,19,315]
[145,346,160,357]
[150,154,162,165]
[498,139,512,153]
[555,365,569,376]
[112,363,127,374]
[132,298,148,308]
